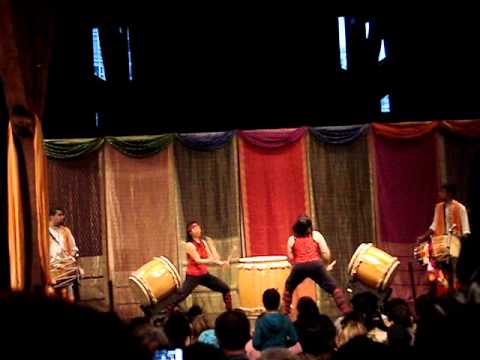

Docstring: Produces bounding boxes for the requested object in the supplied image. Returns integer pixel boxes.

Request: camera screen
[153,348,183,360]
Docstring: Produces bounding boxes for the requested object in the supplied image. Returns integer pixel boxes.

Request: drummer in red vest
[160,221,232,312]
[282,215,352,315]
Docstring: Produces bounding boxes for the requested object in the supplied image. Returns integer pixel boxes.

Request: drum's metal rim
[348,243,372,275]
[381,259,401,290]
[52,275,77,289]
[238,306,266,316]
[238,263,291,270]
[156,256,182,288]
[239,256,288,263]
[128,275,153,305]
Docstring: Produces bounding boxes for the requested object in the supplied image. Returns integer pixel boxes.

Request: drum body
[237,256,291,315]
[414,241,430,266]
[431,235,461,261]
[50,257,79,289]
[348,243,400,290]
[129,256,182,306]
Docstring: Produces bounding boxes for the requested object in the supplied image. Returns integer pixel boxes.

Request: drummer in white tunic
[49,208,80,302]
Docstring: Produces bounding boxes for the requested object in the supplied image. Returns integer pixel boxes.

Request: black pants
[285,260,337,295]
[149,273,230,314]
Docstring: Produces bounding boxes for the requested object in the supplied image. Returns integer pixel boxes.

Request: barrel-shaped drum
[431,235,461,261]
[237,256,291,315]
[348,243,400,290]
[50,257,80,289]
[129,256,182,306]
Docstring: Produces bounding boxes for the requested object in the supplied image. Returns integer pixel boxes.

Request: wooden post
[408,261,417,312]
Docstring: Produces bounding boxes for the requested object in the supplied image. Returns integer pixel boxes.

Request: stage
[43,122,480,320]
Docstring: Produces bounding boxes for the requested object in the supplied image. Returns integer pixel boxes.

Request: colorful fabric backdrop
[373,130,439,299]
[104,144,178,318]
[238,129,316,311]
[174,135,241,315]
[40,120,480,319]
[48,153,104,257]
[309,129,374,316]
[239,129,310,256]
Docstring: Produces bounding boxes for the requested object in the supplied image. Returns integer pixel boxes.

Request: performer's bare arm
[63,226,79,257]
[287,236,295,263]
[186,242,223,266]
[204,238,228,265]
[313,231,332,264]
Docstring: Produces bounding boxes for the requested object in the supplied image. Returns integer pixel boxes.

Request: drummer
[151,221,232,315]
[417,183,471,290]
[49,208,80,302]
[282,215,352,315]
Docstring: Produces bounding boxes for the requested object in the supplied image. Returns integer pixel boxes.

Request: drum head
[239,256,288,263]
[348,243,372,275]
[129,275,152,305]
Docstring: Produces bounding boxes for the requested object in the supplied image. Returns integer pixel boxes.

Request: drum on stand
[129,256,182,306]
[348,243,400,290]
[50,257,81,289]
[237,256,291,316]
[431,235,461,262]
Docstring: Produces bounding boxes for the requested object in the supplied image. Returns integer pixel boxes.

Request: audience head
[351,291,379,315]
[184,342,226,360]
[295,296,320,321]
[128,316,168,353]
[299,314,336,356]
[337,313,367,348]
[192,314,212,341]
[215,309,251,352]
[187,304,203,322]
[350,292,386,331]
[263,288,281,311]
[164,310,191,348]
[334,335,390,359]
[260,347,299,360]
[197,328,219,348]
[384,298,413,327]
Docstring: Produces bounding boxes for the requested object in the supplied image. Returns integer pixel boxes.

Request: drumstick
[326,260,336,271]
[226,245,238,265]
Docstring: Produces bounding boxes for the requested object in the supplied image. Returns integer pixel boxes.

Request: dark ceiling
[42,6,480,137]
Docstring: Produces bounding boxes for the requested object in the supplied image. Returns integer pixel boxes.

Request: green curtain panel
[44,138,105,159]
[173,138,241,315]
[44,135,174,159]
[308,134,374,317]
[105,135,174,158]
